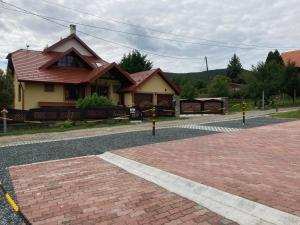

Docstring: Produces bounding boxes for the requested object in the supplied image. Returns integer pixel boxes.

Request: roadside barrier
[242,101,246,125]
[152,107,156,136]
[141,107,176,136]
[0,182,32,225]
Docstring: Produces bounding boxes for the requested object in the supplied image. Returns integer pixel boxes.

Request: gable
[137,73,175,94]
[52,39,93,56]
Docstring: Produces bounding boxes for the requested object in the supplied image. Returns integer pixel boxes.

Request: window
[96,62,103,67]
[55,53,89,68]
[44,84,54,92]
[65,85,81,101]
[91,86,109,97]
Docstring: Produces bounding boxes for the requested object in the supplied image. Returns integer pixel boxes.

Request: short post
[152,106,156,136]
[275,96,279,112]
[1,108,8,133]
[242,101,246,126]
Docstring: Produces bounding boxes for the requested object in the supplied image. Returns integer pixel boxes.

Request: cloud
[0,0,299,73]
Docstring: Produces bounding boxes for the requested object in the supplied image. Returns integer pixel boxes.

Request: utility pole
[205,56,209,81]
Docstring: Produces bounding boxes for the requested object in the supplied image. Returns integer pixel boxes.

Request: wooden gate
[134,94,153,108]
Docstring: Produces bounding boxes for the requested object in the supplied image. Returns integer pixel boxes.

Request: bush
[61,120,73,128]
[76,93,114,109]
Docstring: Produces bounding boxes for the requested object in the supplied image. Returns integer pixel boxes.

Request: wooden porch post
[153,93,157,106]
[85,84,91,96]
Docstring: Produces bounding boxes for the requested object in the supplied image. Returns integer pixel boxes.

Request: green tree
[265,49,284,66]
[180,81,198,99]
[119,50,153,73]
[241,61,283,107]
[207,75,230,97]
[226,54,243,83]
[0,69,14,108]
[281,62,300,104]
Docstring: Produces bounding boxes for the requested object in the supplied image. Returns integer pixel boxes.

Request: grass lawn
[229,97,300,114]
[272,110,300,119]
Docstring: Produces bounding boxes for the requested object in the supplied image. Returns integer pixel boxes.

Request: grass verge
[0,119,130,137]
[272,110,300,119]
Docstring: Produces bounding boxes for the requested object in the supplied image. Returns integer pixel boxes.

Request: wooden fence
[180,99,224,114]
[5,105,175,123]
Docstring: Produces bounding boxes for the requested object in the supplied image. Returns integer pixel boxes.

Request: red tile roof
[120,68,180,94]
[282,50,300,67]
[9,49,110,84]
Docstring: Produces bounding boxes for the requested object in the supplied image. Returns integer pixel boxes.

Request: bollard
[1,108,8,133]
[152,106,156,136]
[0,182,32,225]
[242,101,246,126]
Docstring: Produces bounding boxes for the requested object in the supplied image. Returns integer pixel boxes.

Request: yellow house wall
[24,82,64,110]
[13,74,23,110]
[136,74,175,94]
[124,93,133,107]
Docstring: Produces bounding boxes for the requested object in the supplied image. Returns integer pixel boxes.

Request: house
[6,25,179,110]
[229,82,241,92]
[281,50,300,69]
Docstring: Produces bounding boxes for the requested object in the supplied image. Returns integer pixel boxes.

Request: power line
[39,0,297,50]
[0,1,209,60]
[0,4,271,51]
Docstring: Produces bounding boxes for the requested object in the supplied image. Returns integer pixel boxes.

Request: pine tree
[119,50,153,73]
[226,54,243,83]
[265,49,284,66]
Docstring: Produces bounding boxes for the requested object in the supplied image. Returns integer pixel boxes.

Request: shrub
[76,93,114,109]
[62,120,73,128]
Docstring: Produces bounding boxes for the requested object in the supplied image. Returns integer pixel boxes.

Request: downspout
[20,83,25,110]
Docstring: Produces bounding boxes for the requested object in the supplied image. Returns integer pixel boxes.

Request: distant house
[281,50,300,69]
[229,82,241,91]
[6,25,179,110]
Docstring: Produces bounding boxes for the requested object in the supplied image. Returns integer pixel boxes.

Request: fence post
[152,106,156,136]
[242,101,246,126]
[1,108,8,133]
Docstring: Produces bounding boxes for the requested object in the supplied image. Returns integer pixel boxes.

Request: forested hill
[165,69,227,82]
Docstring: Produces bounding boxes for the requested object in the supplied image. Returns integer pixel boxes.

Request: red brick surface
[9,156,237,225]
[115,121,300,216]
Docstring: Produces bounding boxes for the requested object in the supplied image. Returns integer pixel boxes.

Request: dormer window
[96,62,103,67]
[54,53,89,69]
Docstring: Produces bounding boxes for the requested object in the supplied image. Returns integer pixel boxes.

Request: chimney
[70,24,76,34]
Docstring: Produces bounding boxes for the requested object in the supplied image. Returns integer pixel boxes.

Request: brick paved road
[9,156,238,225]
[115,121,300,217]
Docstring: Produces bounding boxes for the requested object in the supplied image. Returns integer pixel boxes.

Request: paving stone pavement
[115,120,300,217]
[0,128,216,225]
[0,116,297,224]
[9,156,238,225]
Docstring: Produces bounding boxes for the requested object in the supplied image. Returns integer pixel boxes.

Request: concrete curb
[99,152,300,225]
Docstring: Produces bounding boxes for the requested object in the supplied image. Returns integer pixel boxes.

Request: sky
[0,0,299,73]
